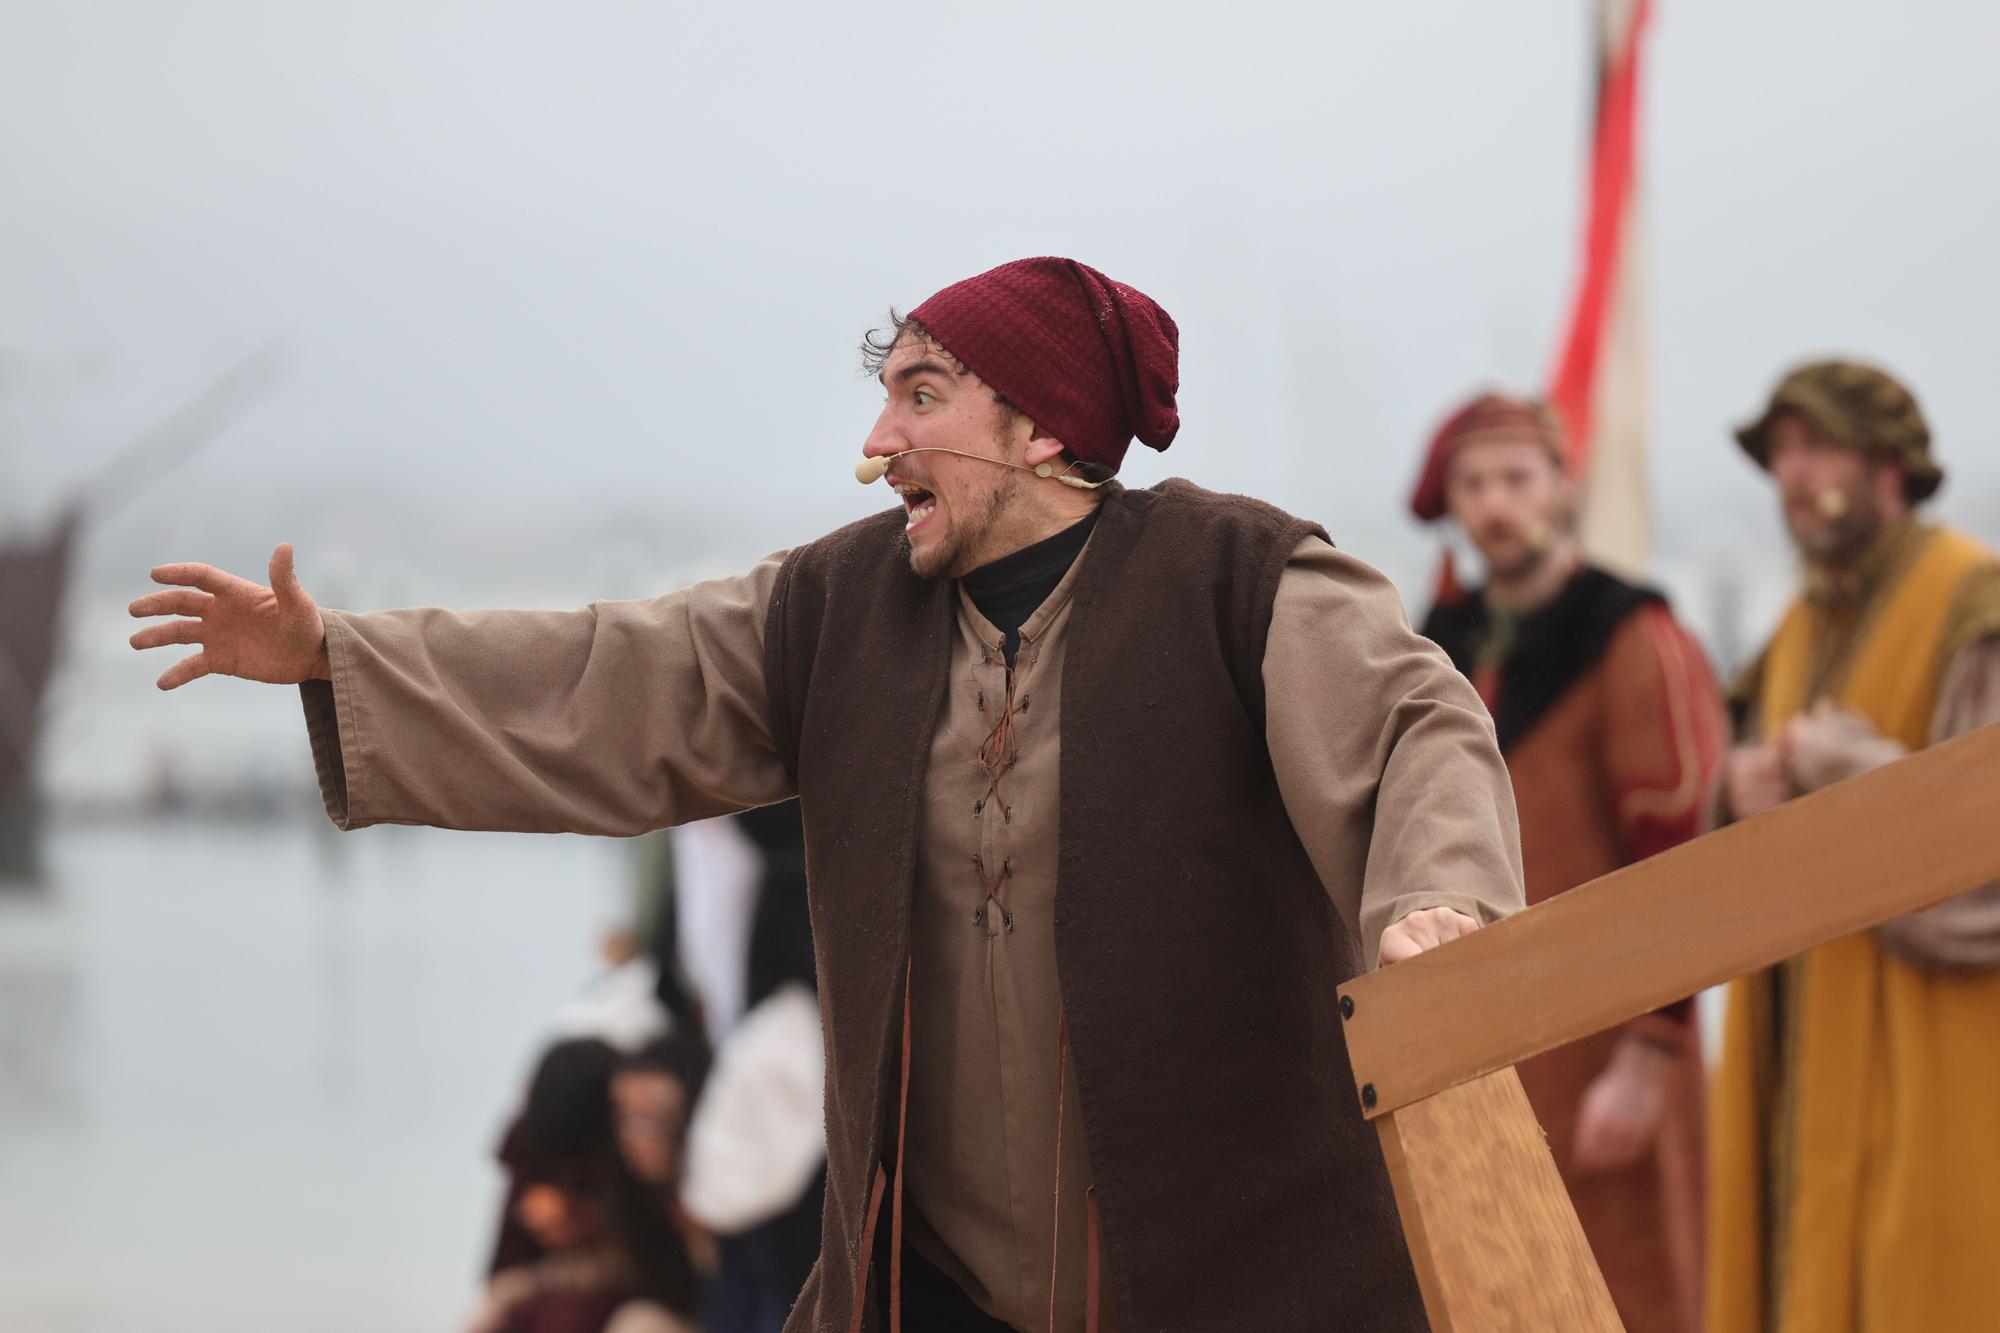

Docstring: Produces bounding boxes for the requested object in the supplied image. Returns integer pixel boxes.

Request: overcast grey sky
[9,0,1999,558]
[6,0,1999,790]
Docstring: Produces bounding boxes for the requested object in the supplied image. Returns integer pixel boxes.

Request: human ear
[1023,435,1070,469]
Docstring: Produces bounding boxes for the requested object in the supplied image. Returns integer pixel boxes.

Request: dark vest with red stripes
[762,478,1425,1331]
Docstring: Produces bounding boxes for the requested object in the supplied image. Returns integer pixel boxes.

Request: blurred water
[0,819,632,1333]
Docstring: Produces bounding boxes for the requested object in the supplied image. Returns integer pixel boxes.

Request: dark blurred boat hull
[0,510,79,884]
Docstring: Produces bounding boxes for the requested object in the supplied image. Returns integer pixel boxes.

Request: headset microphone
[853,448,1107,490]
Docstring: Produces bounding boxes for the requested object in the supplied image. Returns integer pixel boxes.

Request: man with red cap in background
[1411,391,1723,1333]
[131,257,1526,1332]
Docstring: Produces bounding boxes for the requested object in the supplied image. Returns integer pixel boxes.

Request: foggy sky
[6,0,2000,792]
[7,1,1996,547]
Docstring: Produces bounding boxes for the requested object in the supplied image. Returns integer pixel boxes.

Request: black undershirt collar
[960,507,1102,667]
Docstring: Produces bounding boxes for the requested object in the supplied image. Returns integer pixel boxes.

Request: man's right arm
[135,545,796,836]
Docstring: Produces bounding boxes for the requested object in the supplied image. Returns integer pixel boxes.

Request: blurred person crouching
[471,1038,702,1333]
[680,802,828,1333]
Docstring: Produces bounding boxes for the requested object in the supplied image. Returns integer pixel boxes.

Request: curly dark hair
[858,309,943,377]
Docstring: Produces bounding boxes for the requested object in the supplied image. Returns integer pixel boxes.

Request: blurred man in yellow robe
[1708,360,2000,1332]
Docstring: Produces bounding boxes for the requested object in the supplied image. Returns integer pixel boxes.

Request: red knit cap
[1407,392,1568,523]
[908,257,1180,472]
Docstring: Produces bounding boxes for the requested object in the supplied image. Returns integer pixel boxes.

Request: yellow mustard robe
[1708,523,2000,1332]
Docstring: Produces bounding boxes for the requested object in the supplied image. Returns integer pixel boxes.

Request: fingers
[129,619,204,651]
[1407,906,1478,948]
[156,651,213,691]
[1377,908,1479,965]
[269,542,307,609]
[128,588,214,619]
[149,562,234,594]
[1432,908,1479,944]
[1378,926,1421,966]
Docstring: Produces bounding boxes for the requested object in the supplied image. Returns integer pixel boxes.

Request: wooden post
[1376,1068,1621,1331]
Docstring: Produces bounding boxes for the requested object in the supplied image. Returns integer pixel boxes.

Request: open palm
[128,543,328,690]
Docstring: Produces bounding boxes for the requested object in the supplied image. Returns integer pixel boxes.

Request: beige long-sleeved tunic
[302,527,1523,1332]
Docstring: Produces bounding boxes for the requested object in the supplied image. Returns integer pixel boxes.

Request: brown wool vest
[763,479,1425,1332]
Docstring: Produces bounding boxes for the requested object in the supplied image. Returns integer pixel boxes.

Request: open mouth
[894,482,938,533]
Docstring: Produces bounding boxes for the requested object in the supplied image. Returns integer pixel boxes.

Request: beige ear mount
[855,448,1108,490]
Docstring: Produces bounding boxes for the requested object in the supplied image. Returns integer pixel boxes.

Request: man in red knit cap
[132,257,1525,1332]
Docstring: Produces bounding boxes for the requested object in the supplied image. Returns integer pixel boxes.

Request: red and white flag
[1546,0,1655,578]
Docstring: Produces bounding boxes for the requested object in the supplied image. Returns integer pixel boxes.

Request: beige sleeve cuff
[301,610,367,827]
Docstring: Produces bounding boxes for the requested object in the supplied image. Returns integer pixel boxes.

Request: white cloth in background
[556,956,670,1052]
[680,982,827,1235]
[671,815,763,1042]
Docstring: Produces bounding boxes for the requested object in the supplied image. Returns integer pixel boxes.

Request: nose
[862,406,906,462]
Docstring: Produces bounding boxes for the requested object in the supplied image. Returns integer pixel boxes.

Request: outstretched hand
[129,543,330,690]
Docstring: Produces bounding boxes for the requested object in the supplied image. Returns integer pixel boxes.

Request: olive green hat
[1734,359,1943,502]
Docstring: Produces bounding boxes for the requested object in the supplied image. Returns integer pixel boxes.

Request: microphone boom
[853,448,1106,490]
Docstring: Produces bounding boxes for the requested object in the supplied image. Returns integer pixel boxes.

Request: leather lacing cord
[974,643,1028,932]
[1049,1008,1104,1333]
[976,670,1021,788]
[890,963,911,1333]
[845,959,914,1333]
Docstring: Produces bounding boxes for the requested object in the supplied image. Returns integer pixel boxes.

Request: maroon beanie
[908,257,1180,472]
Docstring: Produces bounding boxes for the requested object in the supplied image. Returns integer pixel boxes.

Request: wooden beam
[1376,1067,1623,1331]
[1339,721,2000,1117]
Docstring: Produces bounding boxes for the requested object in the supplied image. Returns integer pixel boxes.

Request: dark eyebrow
[887,360,957,386]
